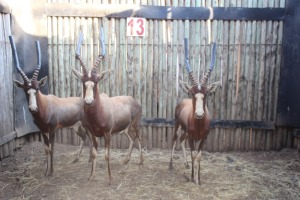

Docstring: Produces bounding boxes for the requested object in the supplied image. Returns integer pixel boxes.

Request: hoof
[71,158,79,164]
[138,157,144,165]
[87,175,94,182]
[169,162,174,171]
[123,157,130,165]
[47,171,53,177]
[138,160,144,165]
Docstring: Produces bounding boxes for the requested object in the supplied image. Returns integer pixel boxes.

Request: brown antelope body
[73,39,143,184]
[169,42,219,185]
[10,36,91,176]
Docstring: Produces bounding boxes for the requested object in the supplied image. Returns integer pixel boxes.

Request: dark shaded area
[46,3,285,21]
[141,118,274,130]
[276,0,300,127]
[106,6,285,21]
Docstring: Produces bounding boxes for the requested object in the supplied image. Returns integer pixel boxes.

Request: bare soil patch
[0,141,299,200]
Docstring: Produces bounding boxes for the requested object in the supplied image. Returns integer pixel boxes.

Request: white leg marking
[195,150,202,185]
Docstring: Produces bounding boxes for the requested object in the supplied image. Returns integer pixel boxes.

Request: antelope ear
[98,69,111,81]
[179,80,193,93]
[207,81,221,93]
[13,79,24,88]
[39,76,48,87]
[72,68,82,80]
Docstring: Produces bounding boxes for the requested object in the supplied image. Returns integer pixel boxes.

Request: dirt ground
[0,141,299,200]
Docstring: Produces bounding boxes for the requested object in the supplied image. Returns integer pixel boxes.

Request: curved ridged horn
[93,55,103,69]
[200,68,212,87]
[32,40,41,81]
[93,27,105,70]
[189,71,199,87]
[9,35,31,84]
[75,31,89,75]
[91,62,98,75]
[201,43,216,87]
[184,38,199,87]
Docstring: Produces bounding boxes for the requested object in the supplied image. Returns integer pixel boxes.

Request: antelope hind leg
[71,123,86,163]
[87,146,97,182]
[137,137,144,165]
[123,128,134,164]
[48,131,56,177]
[133,124,144,165]
[42,133,50,176]
[169,124,180,170]
[180,132,189,169]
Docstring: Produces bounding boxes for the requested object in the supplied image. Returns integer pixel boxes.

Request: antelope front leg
[87,135,98,182]
[169,124,180,170]
[194,150,202,185]
[188,138,195,183]
[48,131,56,177]
[123,128,134,164]
[195,137,207,185]
[180,132,189,169]
[104,133,112,185]
[71,123,86,163]
[41,133,50,176]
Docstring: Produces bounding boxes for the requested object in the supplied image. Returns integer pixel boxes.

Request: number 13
[127,18,146,37]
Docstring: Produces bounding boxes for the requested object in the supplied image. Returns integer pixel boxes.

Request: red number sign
[127,18,146,37]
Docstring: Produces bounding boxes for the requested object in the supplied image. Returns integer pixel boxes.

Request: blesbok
[9,35,91,176]
[169,39,220,185]
[72,30,143,184]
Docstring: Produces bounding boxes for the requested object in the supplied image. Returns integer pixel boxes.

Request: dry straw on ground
[0,141,299,200]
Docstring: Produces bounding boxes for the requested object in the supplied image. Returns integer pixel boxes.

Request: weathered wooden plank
[217,19,225,152]
[139,0,148,149]
[244,20,252,151]
[161,22,168,149]
[0,131,16,146]
[233,19,242,151]
[152,35,159,148]
[228,19,235,151]
[165,17,172,149]
[2,143,9,158]
[212,19,222,152]
[48,17,53,94]
[265,21,274,151]
[238,20,246,151]
[146,17,153,149]
[221,19,230,151]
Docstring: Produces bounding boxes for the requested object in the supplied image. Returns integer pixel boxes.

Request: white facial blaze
[195,93,204,119]
[27,89,38,112]
[85,81,95,105]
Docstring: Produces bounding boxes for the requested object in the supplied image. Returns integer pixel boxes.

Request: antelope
[9,35,91,176]
[72,30,143,184]
[169,40,220,185]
